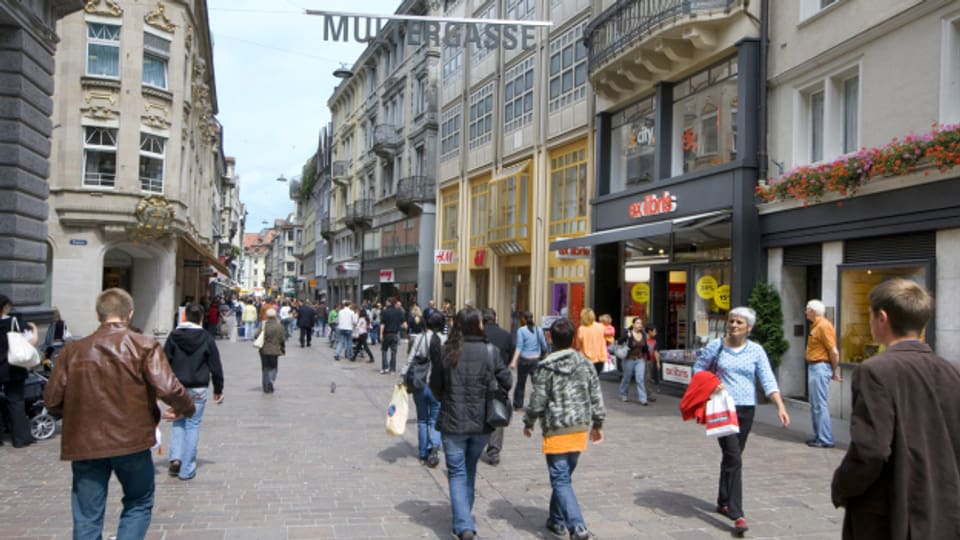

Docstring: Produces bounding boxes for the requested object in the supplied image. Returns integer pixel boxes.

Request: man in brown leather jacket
[44,288,195,539]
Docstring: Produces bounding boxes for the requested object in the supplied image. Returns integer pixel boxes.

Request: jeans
[717,405,755,520]
[260,353,278,392]
[328,324,337,345]
[413,387,441,459]
[316,320,327,337]
[71,449,154,540]
[169,388,207,479]
[381,334,399,372]
[546,452,585,532]
[618,358,647,403]
[442,432,491,536]
[334,329,353,359]
[281,319,291,339]
[513,357,539,409]
[369,322,379,344]
[808,362,834,445]
[243,321,255,341]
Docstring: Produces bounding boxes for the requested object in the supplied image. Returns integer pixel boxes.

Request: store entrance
[659,270,688,349]
[505,267,530,314]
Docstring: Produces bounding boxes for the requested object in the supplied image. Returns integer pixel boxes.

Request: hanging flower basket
[756,124,960,206]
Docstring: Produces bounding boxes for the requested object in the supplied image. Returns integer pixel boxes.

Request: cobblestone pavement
[0,334,846,539]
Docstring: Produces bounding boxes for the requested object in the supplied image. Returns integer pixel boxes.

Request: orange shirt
[806,317,837,362]
[577,322,608,363]
[543,431,588,454]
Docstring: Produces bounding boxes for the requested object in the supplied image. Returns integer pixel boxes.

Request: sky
[207,0,399,233]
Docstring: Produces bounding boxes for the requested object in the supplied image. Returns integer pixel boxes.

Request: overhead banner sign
[306,10,551,51]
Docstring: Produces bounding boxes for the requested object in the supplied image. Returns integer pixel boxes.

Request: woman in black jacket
[429,307,511,540]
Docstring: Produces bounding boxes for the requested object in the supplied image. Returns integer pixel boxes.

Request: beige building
[46,0,227,336]
[759,0,960,416]
[435,0,594,322]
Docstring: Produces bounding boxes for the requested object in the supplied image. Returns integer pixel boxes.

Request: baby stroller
[23,371,60,440]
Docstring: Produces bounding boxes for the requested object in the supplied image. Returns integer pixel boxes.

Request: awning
[549,210,731,251]
[179,235,230,275]
[490,160,531,184]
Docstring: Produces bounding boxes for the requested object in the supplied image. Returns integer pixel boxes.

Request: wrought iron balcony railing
[395,176,436,213]
[344,198,374,230]
[372,124,402,158]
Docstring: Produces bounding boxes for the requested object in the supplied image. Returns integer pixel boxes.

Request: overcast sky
[208,0,399,233]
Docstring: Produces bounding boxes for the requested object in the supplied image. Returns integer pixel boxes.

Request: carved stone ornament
[80,89,118,120]
[134,195,175,239]
[81,106,118,120]
[142,113,171,129]
[84,0,123,16]
[186,24,193,50]
[144,2,176,33]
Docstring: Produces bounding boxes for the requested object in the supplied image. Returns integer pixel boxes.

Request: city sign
[69,239,87,246]
[307,10,551,51]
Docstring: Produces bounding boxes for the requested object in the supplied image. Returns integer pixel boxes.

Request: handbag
[252,328,265,349]
[705,389,740,438]
[484,344,512,428]
[385,383,409,436]
[612,343,629,361]
[7,318,40,369]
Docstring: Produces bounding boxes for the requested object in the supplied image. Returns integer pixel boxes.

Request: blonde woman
[576,308,608,377]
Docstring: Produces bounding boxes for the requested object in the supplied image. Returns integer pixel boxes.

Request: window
[470,181,489,248]
[800,0,839,20]
[941,16,960,123]
[548,21,588,113]
[87,23,120,77]
[610,96,656,192]
[414,76,428,116]
[471,2,497,64]
[673,58,739,175]
[842,76,859,154]
[143,32,170,89]
[287,247,293,256]
[504,56,535,132]
[809,89,825,162]
[468,83,494,148]
[507,0,535,21]
[797,65,860,165]
[549,145,587,237]
[441,104,461,160]
[139,133,165,193]
[442,46,463,85]
[488,161,531,253]
[441,189,459,251]
[286,262,295,272]
[83,126,117,188]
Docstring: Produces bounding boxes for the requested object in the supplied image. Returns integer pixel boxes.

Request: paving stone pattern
[0,336,846,539]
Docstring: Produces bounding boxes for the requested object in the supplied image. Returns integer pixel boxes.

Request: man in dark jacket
[831,278,960,540]
[481,307,513,466]
[44,288,195,539]
[379,298,405,374]
[297,302,317,347]
[163,303,224,481]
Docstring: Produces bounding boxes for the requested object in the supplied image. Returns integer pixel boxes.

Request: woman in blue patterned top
[693,306,790,537]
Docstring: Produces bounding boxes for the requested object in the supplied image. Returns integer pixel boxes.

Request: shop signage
[556,246,591,259]
[628,190,677,219]
[379,269,395,282]
[434,249,454,264]
[308,10,548,51]
[714,284,731,310]
[308,279,318,287]
[337,262,360,272]
[696,275,718,300]
[473,249,486,266]
[183,259,203,268]
[69,239,87,246]
[662,362,692,384]
[630,283,650,304]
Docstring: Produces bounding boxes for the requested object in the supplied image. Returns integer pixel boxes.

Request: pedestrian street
[0,336,846,539]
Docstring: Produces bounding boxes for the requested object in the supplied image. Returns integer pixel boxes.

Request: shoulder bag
[484,343,512,428]
[7,318,41,369]
[252,328,266,349]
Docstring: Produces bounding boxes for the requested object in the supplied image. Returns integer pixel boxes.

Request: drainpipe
[758,0,769,180]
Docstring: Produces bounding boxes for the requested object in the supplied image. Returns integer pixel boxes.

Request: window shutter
[843,232,935,263]
[783,244,823,266]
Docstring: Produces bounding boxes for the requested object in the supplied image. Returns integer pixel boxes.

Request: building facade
[47,0,226,336]
[435,0,594,325]
[0,0,84,316]
[241,229,274,297]
[327,0,439,309]
[217,155,244,290]
[759,0,960,418]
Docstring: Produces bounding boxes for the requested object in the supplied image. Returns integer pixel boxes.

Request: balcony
[585,0,748,99]
[332,160,352,187]
[319,216,335,240]
[372,124,402,159]
[344,198,374,230]
[395,176,436,214]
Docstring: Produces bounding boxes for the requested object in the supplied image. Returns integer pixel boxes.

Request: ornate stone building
[46,0,227,336]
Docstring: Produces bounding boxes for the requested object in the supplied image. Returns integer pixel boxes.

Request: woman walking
[0,294,39,447]
[576,308,608,377]
[255,308,285,393]
[402,311,447,467]
[618,317,651,405]
[350,311,374,362]
[430,308,512,540]
[509,311,547,410]
[693,306,790,536]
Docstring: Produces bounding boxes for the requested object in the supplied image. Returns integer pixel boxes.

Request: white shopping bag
[385,384,409,436]
[705,390,740,438]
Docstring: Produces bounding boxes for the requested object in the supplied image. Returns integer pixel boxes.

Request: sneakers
[619,395,628,402]
[733,517,749,536]
[570,525,591,540]
[455,531,475,540]
[639,401,649,406]
[806,440,835,448]
[545,520,566,538]
[716,504,731,519]
[168,460,181,477]
[426,447,441,468]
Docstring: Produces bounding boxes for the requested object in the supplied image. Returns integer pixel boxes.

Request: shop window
[143,32,170,89]
[83,126,117,188]
[548,20,588,113]
[610,95,656,192]
[470,181,489,248]
[672,58,739,176]
[139,133,166,193]
[549,144,587,237]
[691,265,731,347]
[87,22,121,78]
[441,189,459,251]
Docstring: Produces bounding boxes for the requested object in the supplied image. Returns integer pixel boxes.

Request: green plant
[748,282,789,370]
[299,154,318,199]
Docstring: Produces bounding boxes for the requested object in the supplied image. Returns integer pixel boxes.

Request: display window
[691,264,731,347]
[839,264,930,363]
[609,95,656,193]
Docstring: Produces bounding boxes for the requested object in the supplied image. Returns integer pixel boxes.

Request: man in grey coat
[831,278,960,539]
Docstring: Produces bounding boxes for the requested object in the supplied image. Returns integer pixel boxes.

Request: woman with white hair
[254,308,285,393]
[693,306,790,536]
